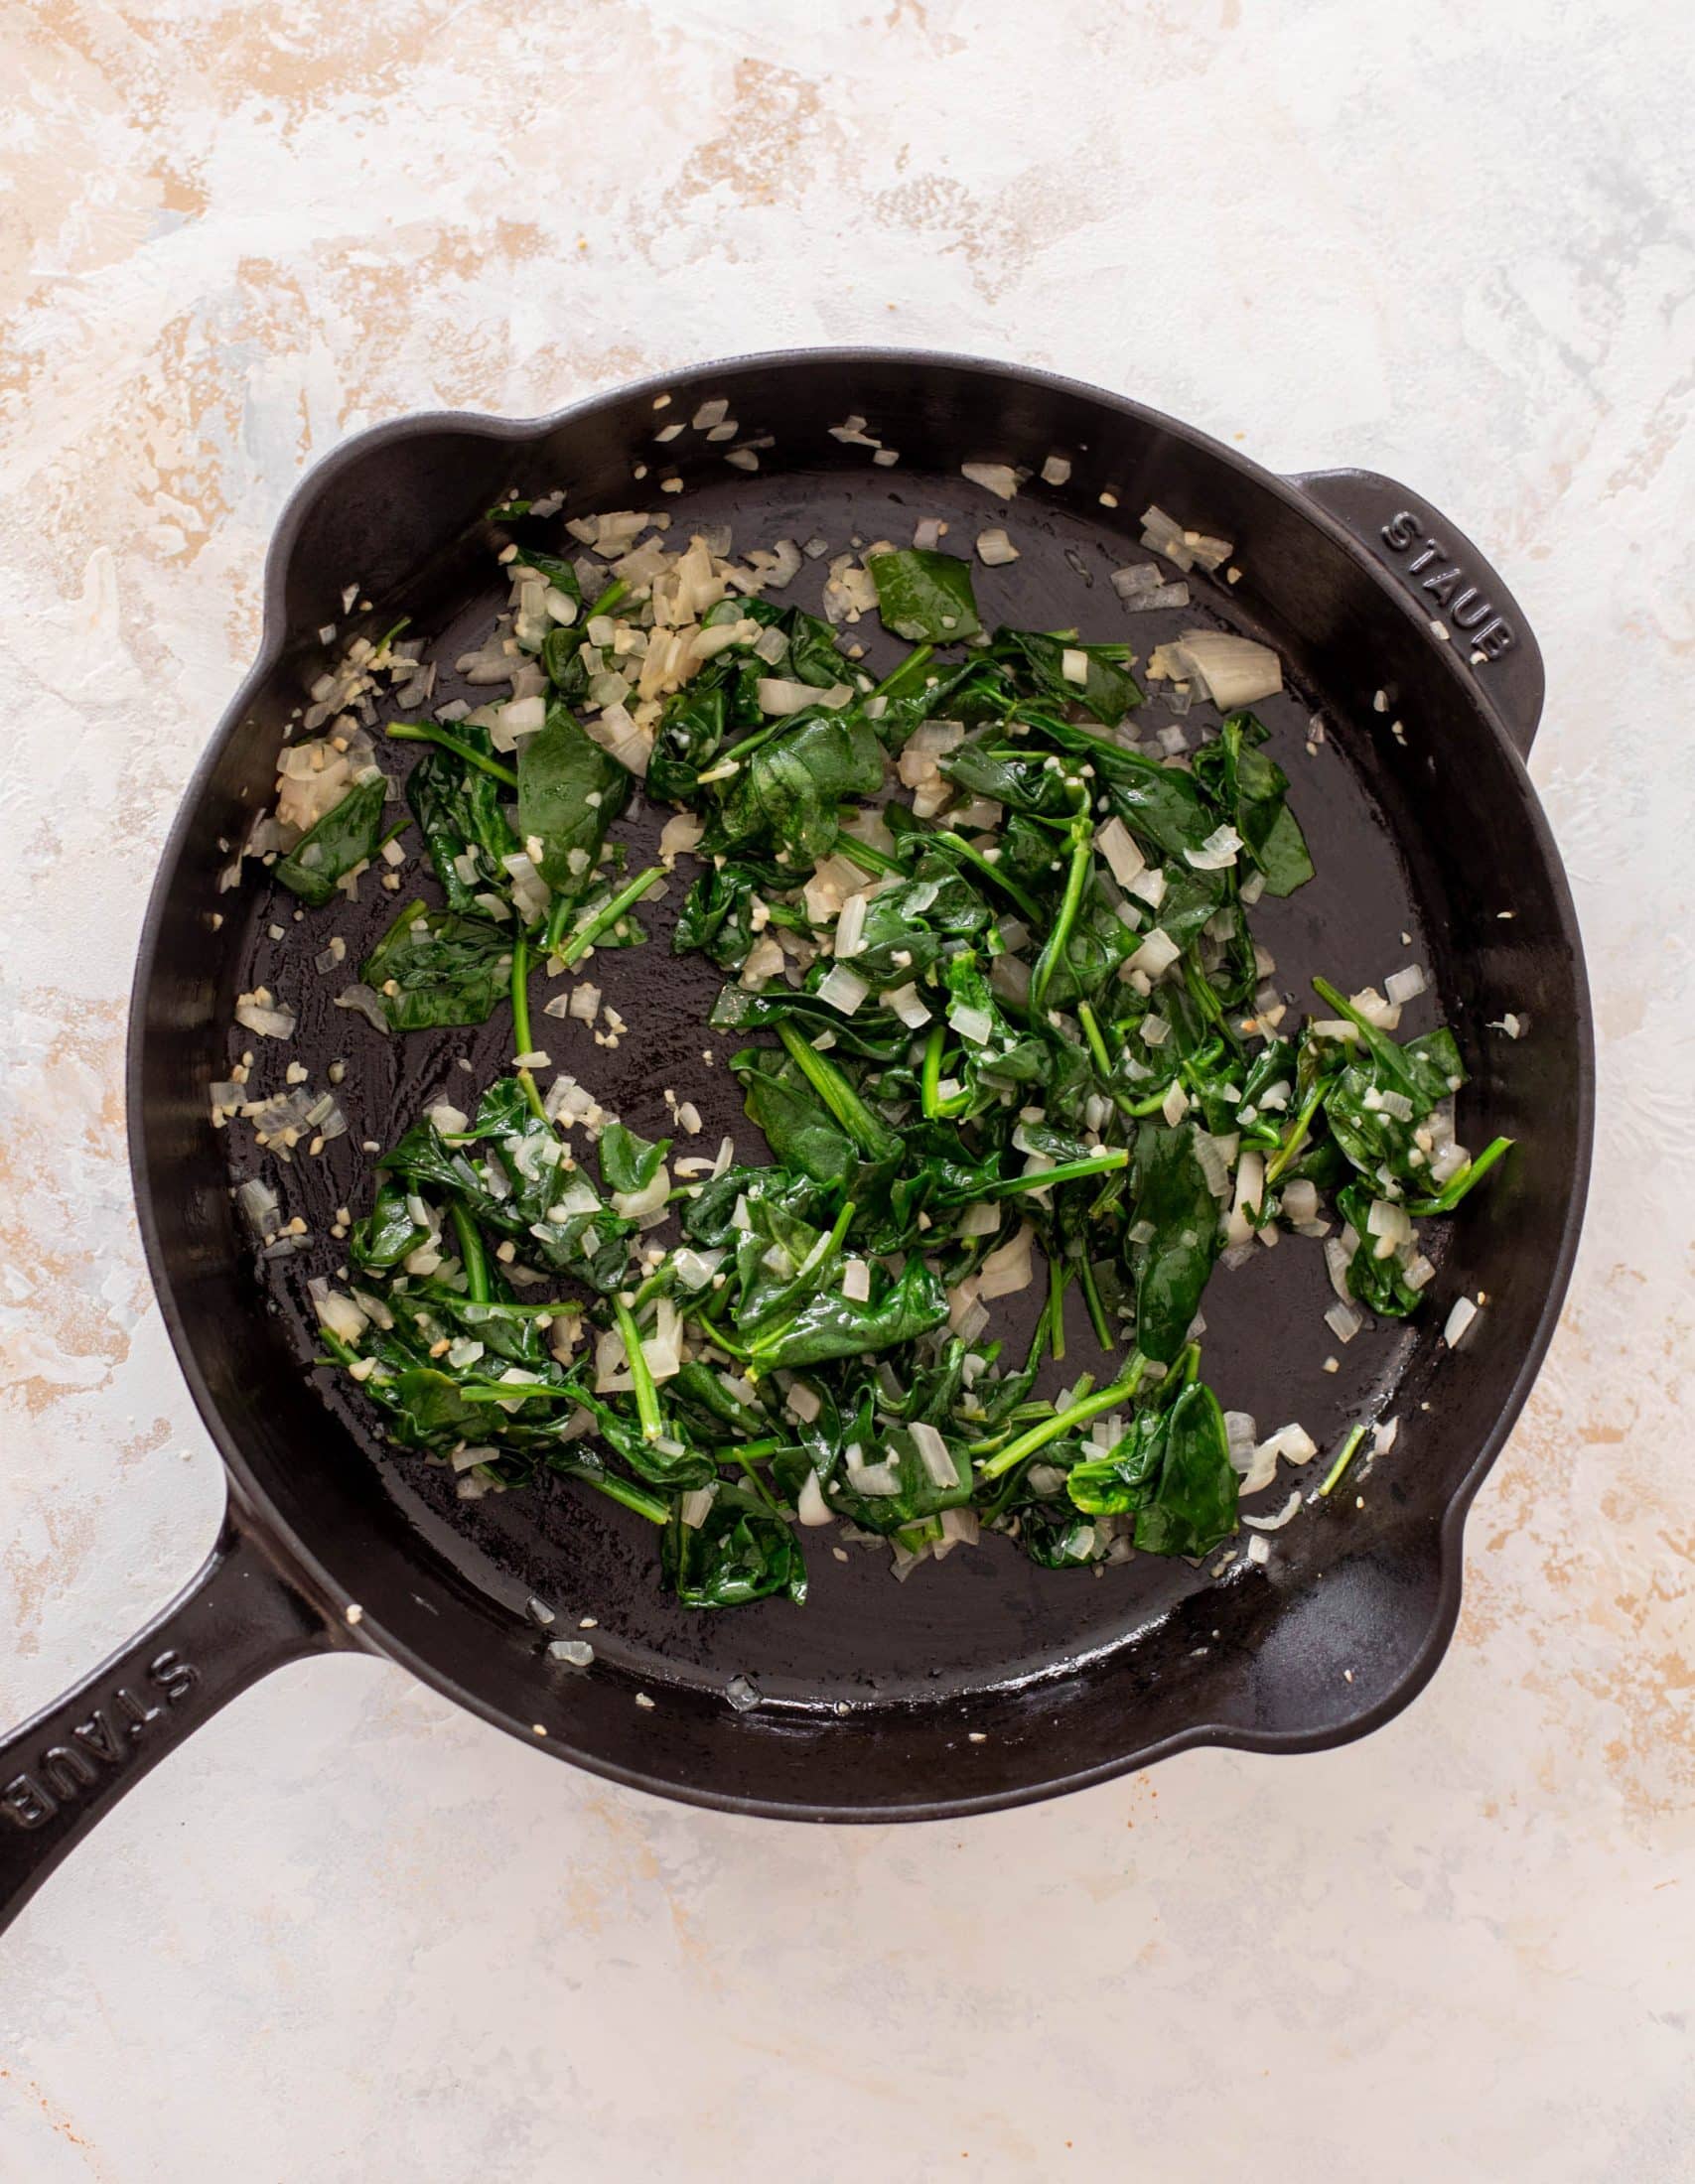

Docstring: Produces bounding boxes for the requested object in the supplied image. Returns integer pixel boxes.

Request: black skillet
[0,351,1592,1931]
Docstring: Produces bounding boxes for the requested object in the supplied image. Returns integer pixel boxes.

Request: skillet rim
[125,347,1595,1819]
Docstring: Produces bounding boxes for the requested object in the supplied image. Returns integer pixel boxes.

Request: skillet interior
[132,354,1589,1816]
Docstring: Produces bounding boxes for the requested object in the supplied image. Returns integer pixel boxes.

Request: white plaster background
[2,1,1691,2176]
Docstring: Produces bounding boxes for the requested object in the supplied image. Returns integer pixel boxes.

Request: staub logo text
[2,1652,199,1829]
[1379,510,1516,662]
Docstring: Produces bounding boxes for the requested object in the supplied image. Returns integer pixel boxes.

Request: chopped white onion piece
[910,1421,958,1490]
[1096,816,1146,887]
[845,1444,903,1497]
[883,982,931,1029]
[784,1379,821,1425]
[817,965,869,1016]
[1169,630,1282,709]
[978,1223,1035,1299]
[1324,1234,1355,1303]
[1279,1178,1320,1225]
[678,1486,716,1530]
[611,1165,672,1223]
[1138,504,1196,571]
[1366,1199,1413,1255]
[840,1258,872,1302]
[834,893,868,959]
[796,1470,833,1526]
[976,527,1021,566]
[1226,1150,1265,1247]
[1243,1489,1303,1533]
[1185,823,1244,871]
[658,810,706,860]
[235,999,296,1040]
[1325,1300,1363,1344]
[756,676,849,716]
[1444,1296,1480,1348]
[1041,455,1071,485]
[1384,964,1427,1007]
[961,462,1020,498]
[1126,926,1180,978]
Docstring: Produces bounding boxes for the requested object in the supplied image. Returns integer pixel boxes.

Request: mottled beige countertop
[2,2,1691,2177]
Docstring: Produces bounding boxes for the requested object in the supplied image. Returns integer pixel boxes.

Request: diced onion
[1127,926,1180,978]
[977,1223,1035,1299]
[1096,817,1146,887]
[235,999,296,1040]
[1226,1150,1265,1248]
[1169,630,1282,709]
[961,462,1020,497]
[883,982,931,1029]
[1185,823,1243,871]
[817,965,869,1016]
[1243,1489,1303,1533]
[797,1470,833,1525]
[834,893,868,959]
[1444,1296,1480,1347]
[910,1421,958,1490]
[1325,1300,1363,1344]
[976,528,1020,566]
[1385,964,1427,1007]
[757,677,850,716]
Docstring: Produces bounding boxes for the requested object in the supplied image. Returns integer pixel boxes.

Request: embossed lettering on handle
[0,1512,336,1933]
[1377,509,1516,663]
[1290,469,1544,758]
[1,1650,202,1832]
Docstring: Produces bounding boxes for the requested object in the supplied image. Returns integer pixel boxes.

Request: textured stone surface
[1,2,1690,2176]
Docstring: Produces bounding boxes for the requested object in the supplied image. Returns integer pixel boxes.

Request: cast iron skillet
[0,351,1592,1932]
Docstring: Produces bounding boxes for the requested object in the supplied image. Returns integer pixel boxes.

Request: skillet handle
[1289,468,1545,759]
[0,1500,337,1936]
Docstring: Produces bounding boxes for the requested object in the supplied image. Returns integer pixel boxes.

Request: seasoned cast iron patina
[0,352,1592,1930]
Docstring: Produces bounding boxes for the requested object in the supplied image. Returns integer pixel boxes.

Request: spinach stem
[732,1443,785,1513]
[872,642,933,698]
[1319,1422,1369,1498]
[1028,819,1094,1016]
[1076,1000,1113,1079]
[614,1297,664,1442]
[1076,1254,1113,1350]
[928,831,1044,924]
[1048,1255,1066,1362]
[450,1205,490,1303]
[776,1022,898,1158]
[1263,1079,1328,1186]
[552,863,665,968]
[582,1470,669,1526]
[508,934,549,1125]
[1406,1135,1512,1215]
[977,1149,1129,1200]
[386,721,518,787]
[919,1024,972,1119]
[977,1359,1149,1480]
[833,833,902,878]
